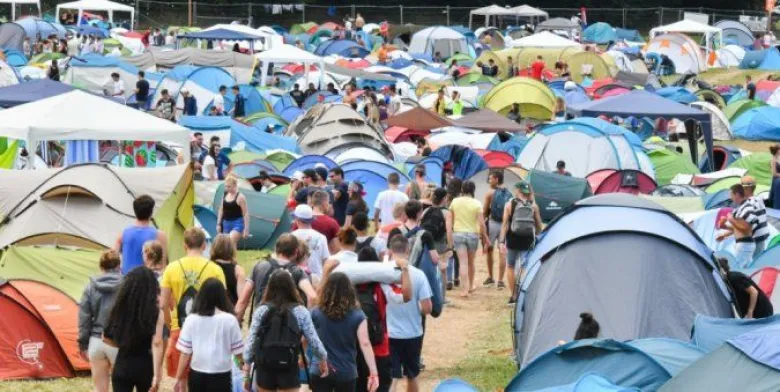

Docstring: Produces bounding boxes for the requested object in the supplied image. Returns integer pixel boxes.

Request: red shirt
[361,283,390,357]
[291,214,340,243]
[531,60,546,80]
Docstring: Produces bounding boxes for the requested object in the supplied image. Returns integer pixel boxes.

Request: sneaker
[454,279,460,287]
[482,277,496,286]
[507,298,516,305]
[497,281,506,290]
[446,282,453,291]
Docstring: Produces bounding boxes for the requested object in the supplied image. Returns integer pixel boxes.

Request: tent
[514,194,733,367]
[0,22,25,51]
[452,109,524,132]
[468,5,516,29]
[751,268,780,314]
[121,48,256,83]
[430,145,488,180]
[386,106,453,130]
[314,39,369,58]
[212,184,291,250]
[482,77,556,120]
[714,20,754,47]
[569,90,715,171]
[0,90,190,161]
[62,54,139,99]
[645,33,707,74]
[583,22,617,44]
[615,28,642,42]
[723,99,766,122]
[56,0,134,27]
[525,169,592,222]
[177,29,265,52]
[286,103,391,158]
[150,65,236,115]
[690,101,732,140]
[732,107,780,141]
[714,45,746,68]
[690,314,780,353]
[739,49,780,70]
[507,339,679,391]
[752,244,780,268]
[656,87,698,104]
[0,0,40,20]
[14,17,64,40]
[517,118,654,178]
[0,59,20,89]
[255,44,325,88]
[408,26,468,58]
[647,148,700,186]
[729,152,773,186]
[507,5,548,21]
[178,116,299,154]
[509,31,581,48]
[649,19,722,58]
[472,166,527,201]
[0,164,193,260]
[586,169,657,195]
[661,324,780,391]
[536,18,582,38]
[0,79,78,108]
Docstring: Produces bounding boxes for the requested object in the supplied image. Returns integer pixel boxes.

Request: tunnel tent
[470,50,508,79]
[645,33,707,74]
[649,19,722,59]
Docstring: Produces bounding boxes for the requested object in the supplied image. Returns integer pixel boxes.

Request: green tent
[723,99,766,122]
[265,151,297,171]
[0,245,101,301]
[269,184,290,196]
[647,148,700,186]
[730,152,773,187]
[640,195,705,215]
[290,22,317,35]
[29,52,65,65]
[445,52,474,67]
[0,139,16,169]
[456,73,499,87]
[705,175,770,195]
[527,169,593,223]
[229,150,266,164]
[213,184,291,250]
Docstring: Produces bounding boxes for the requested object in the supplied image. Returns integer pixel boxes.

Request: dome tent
[645,33,707,74]
[313,39,369,58]
[586,169,657,195]
[514,194,733,367]
[739,49,780,70]
[714,20,753,47]
[481,76,556,120]
[732,107,780,141]
[583,22,617,44]
[647,148,700,186]
[690,101,732,140]
[408,26,468,58]
[723,99,765,122]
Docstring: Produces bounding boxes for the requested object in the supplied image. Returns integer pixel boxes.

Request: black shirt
[136,79,150,102]
[233,93,246,117]
[728,271,773,318]
[290,90,305,107]
[250,260,309,307]
[331,182,349,226]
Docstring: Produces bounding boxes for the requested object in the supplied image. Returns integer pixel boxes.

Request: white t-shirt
[112,80,125,96]
[165,35,175,45]
[374,189,409,226]
[388,95,402,116]
[176,311,244,373]
[292,228,330,277]
[202,155,216,180]
[213,94,225,113]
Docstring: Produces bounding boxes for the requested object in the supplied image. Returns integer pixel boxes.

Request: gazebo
[255,44,325,88]
[56,0,134,27]
[469,4,516,29]
[0,0,40,20]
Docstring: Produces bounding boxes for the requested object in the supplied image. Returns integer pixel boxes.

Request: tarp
[452,109,524,132]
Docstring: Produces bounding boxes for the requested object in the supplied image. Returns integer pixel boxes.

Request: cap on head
[293,204,314,222]
[741,175,757,187]
[515,180,532,194]
[291,170,304,182]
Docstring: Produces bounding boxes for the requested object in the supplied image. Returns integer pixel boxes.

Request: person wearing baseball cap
[291,204,330,278]
[497,180,542,304]
[741,175,769,258]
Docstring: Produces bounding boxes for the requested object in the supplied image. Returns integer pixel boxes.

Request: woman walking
[210,233,246,305]
[244,271,329,392]
[310,272,379,392]
[330,227,360,264]
[173,278,245,392]
[449,181,489,297]
[217,176,250,248]
[344,182,369,228]
[78,250,123,392]
[103,267,165,392]
[143,240,166,280]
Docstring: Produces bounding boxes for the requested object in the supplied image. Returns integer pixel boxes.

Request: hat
[741,175,756,187]
[314,163,328,169]
[180,88,189,94]
[291,171,304,182]
[564,81,577,91]
[515,180,532,194]
[315,167,329,182]
[293,204,314,222]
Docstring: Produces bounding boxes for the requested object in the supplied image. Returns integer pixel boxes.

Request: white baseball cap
[314,162,328,169]
[291,171,304,182]
[180,88,189,94]
[293,204,314,222]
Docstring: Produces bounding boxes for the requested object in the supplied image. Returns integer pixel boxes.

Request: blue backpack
[490,188,512,221]
[401,227,444,318]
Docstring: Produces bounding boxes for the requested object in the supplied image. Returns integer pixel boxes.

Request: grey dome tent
[514,194,733,367]
[714,20,754,47]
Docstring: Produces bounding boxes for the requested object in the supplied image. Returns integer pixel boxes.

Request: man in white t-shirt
[109,73,125,97]
[374,172,409,229]
[387,85,402,117]
[291,204,330,280]
[212,85,227,115]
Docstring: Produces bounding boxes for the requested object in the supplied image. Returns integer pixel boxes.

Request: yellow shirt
[161,256,226,331]
[450,196,483,233]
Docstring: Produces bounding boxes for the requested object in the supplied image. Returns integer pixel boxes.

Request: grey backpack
[510,199,536,237]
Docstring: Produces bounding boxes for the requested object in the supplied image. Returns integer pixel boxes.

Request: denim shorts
[222,217,245,234]
[506,248,529,270]
[454,232,479,252]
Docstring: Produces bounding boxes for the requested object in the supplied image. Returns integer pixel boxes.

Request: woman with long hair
[311,272,379,392]
[344,182,368,228]
[330,227,359,264]
[103,267,164,392]
[217,176,250,248]
[450,180,489,298]
[244,271,328,392]
[202,143,222,181]
[210,233,246,305]
[173,278,244,392]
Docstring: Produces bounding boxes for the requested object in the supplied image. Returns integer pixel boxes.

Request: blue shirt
[310,308,365,380]
[183,96,198,116]
[120,225,158,274]
[233,93,245,118]
[382,266,432,339]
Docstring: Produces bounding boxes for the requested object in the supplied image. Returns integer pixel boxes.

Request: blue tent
[732,106,780,141]
[302,91,339,110]
[583,22,617,44]
[178,116,299,153]
[15,17,66,39]
[740,49,780,70]
[279,106,304,123]
[283,155,338,176]
[313,39,369,58]
[194,205,218,239]
[344,168,409,215]
[0,79,77,108]
[430,145,488,180]
[518,373,640,392]
[625,339,705,376]
[615,28,642,42]
[407,156,444,186]
[77,25,108,38]
[690,314,780,353]
[751,244,780,268]
[221,85,269,117]
[655,87,698,104]
[569,90,715,170]
[506,339,673,391]
[433,378,478,392]
[4,49,27,66]
[341,161,411,182]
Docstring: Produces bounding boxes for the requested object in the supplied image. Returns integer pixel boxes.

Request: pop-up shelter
[569,89,715,171]
[56,0,134,27]
[0,0,40,20]
[255,44,325,88]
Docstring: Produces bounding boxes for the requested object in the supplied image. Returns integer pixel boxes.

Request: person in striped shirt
[740,176,770,259]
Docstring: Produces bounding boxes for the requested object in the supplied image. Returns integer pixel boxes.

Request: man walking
[482,170,511,289]
[499,180,542,304]
[741,176,769,258]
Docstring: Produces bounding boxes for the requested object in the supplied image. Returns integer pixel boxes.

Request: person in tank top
[217,176,250,249]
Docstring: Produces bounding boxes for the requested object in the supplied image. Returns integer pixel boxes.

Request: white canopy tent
[510,31,581,48]
[56,0,134,28]
[255,44,325,88]
[0,90,190,167]
[650,19,722,57]
[469,5,516,29]
[408,26,469,58]
[508,5,548,23]
[0,0,40,21]
[203,23,282,50]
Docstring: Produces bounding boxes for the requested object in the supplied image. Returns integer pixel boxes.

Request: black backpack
[355,236,375,253]
[252,259,300,310]
[254,305,303,372]
[176,261,210,329]
[356,283,385,345]
[421,207,446,242]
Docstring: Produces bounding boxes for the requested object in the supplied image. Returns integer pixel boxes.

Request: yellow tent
[481,77,556,120]
[470,50,509,80]
[500,47,611,83]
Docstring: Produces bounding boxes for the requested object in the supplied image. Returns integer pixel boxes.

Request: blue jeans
[447,255,458,282]
[734,241,756,269]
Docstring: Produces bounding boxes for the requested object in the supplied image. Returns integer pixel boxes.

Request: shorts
[454,232,479,253]
[166,329,189,378]
[734,240,756,269]
[88,337,118,364]
[487,219,502,245]
[222,217,245,234]
[506,248,529,270]
[255,366,301,390]
[389,337,423,379]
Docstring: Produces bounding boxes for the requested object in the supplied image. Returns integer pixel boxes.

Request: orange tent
[385,107,453,131]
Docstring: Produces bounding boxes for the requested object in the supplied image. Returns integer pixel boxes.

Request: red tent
[474,150,515,168]
[586,169,657,195]
[281,64,318,74]
[751,267,780,313]
[384,126,430,143]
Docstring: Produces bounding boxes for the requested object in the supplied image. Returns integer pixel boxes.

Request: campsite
[2,2,780,392]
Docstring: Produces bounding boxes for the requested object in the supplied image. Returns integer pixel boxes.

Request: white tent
[0,90,190,165]
[469,5,516,29]
[203,23,282,50]
[650,19,722,57]
[408,27,468,58]
[510,31,581,48]
[714,44,746,68]
[56,0,134,27]
[509,5,548,19]
[255,44,325,88]
[0,0,40,21]
[690,101,732,140]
